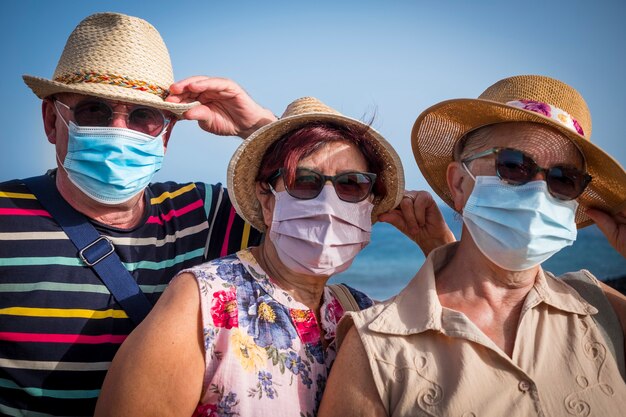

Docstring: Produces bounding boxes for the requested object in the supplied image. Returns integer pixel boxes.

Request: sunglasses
[271,167,377,203]
[55,99,170,137]
[462,147,592,200]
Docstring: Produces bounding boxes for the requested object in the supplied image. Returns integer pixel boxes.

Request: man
[0,12,275,416]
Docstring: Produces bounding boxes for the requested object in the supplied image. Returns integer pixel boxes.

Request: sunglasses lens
[129,107,166,136]
[546,167,589,200]
[495,149,536,184]
[334,173,374,202]
[73,101,112,127]
[289,169,324,199]
[73,101,165,136]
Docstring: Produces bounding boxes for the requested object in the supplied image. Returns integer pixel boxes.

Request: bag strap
[557,270,626,380]
[328,283,360,312]
[23,174,152,326]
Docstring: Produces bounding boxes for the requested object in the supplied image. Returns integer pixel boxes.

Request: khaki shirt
[347,243,626,417]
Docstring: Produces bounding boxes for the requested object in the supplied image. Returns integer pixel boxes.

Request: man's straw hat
[412,75,626,227]
[228,97,405,232]
[23,12,197,116]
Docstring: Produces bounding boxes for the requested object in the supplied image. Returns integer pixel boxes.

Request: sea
[331,205,626,301]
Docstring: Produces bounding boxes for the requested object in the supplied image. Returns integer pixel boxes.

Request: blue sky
[2,0,625,201]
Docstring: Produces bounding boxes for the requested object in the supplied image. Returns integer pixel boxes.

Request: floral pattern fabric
[506,99,586,136]
[181,249,373,417]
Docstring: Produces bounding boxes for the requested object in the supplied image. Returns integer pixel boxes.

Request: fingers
[399,192,420,235]
[169,76,241,98]
[586,208,618,239]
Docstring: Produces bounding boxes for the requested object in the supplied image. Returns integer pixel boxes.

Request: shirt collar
[368,243,594,336]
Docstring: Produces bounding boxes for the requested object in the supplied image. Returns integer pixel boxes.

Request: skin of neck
[251,240,329,314]
[54,168,147,229]
[436,225,538,307]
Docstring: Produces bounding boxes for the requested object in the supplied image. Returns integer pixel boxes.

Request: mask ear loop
[52,100,72,170]
[53,100,71,129]
[462,161,477,181]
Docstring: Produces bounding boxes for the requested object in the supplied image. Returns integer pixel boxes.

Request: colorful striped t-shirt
[0,173,262,416]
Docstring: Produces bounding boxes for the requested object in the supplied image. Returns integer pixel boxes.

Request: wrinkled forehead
[467,122,585,168]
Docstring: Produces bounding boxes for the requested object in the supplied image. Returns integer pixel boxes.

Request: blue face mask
[462,176,578,271]
[58,120,165,205]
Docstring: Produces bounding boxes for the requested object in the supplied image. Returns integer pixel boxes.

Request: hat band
[506,99,585,137]
[54,71,169,99]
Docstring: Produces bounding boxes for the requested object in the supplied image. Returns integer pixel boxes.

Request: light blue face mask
[462,176,578,271]
[58,120,165,205]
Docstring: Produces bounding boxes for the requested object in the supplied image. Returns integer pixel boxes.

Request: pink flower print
[572,118,585,136]
[326,298,344,325]
[193,403,219,417]
[520,99,552,117]
[290,309,320,345]
[211,287,239,329]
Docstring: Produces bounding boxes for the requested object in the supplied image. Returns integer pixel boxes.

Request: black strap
[23,174,152,326]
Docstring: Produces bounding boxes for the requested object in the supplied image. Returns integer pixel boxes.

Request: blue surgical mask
[57,119,165,205]
[462,176,578,271]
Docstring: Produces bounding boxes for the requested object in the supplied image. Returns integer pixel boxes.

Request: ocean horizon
[331,205,626,301]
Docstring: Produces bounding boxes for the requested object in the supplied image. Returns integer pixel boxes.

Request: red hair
[256,122,386,198]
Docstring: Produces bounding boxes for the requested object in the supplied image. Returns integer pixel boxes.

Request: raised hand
[586,207,626,258]
[166,76,276,138]
[379,190,456,256]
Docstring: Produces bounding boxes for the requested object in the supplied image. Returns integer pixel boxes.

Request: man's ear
[255,183,274,229]
[447,161,472,212]
[42,99,58,144]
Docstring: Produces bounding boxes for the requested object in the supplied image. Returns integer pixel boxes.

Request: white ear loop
[462,161,477,181]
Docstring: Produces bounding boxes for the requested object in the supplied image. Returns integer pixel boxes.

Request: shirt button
[518,380,531,392]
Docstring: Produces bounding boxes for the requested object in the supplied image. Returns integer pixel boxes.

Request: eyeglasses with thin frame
[55,99,170,137]
[462,147,592,200]
[270,167,377,203]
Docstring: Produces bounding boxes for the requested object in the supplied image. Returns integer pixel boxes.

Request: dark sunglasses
[271,167,377,203]
[463,147,592,200]
[55,99,170,137]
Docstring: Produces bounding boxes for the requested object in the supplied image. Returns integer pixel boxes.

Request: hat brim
[412,98,626,228]
[228,112,405,232]
[23,75,198,116]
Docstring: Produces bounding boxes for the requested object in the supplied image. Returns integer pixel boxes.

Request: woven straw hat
[23,12,197,116]
[412,75,626,228]
[228,97,405,231]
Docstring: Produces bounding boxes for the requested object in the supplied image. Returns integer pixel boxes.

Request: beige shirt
[347,243,626,417]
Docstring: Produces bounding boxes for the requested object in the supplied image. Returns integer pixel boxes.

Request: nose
[109,103,131,128]
[531,169,548,182]
[110,113,129,128]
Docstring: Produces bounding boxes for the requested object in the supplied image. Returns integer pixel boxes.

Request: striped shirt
[0,173,262,416]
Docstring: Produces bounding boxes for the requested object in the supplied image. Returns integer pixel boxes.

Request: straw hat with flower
[23,12,197,116]
[411,74,626,227]
[228,97,405,232]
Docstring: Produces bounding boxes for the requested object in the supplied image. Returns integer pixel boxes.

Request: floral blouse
[181,248,373,417]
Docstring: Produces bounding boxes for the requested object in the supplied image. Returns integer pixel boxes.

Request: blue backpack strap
[23,174,152,326]
[558,270,626,381]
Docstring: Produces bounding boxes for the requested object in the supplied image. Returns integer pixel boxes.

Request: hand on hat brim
[586,207,626,259]
[166,76,276,138]
[378,190,456,257]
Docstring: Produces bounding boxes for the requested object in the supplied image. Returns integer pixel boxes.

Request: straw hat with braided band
[228,97,405,232]
[412,75,626,228]
[23,12,197,116]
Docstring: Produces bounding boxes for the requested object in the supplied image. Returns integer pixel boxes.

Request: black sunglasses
[55,99,170,137]
[271,167,377,203]
[463,147,592,200]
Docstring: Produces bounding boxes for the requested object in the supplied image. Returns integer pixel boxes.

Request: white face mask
[463,176,578,271]
[268,185,373,276]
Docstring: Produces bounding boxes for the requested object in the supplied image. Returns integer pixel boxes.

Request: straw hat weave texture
[23,12,197,115]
